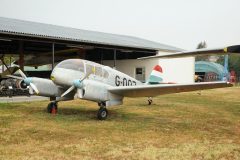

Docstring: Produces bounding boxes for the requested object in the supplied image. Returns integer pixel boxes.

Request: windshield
[56,59,84,72]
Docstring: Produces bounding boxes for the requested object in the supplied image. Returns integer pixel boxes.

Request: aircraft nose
[50,69,64,85]
[50,75,55,81]
[50,70,57,82]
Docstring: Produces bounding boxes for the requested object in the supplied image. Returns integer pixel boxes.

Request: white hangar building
[103,54,194,83]
[0,17,194,83]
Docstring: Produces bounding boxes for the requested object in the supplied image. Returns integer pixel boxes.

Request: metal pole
[19,41,24,71]
[113,49,116,69]
[52,43,55,70]
[100,52,103,65]
[223,54,229,81]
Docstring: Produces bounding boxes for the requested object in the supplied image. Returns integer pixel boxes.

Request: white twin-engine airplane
[8,56,232,120]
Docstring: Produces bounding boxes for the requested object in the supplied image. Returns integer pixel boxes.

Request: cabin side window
[95,66,102,77]
[86,64,93,75]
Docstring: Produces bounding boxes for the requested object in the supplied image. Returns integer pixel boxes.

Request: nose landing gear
[47,101,58,114]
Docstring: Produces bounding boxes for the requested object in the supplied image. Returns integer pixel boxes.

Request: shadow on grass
[51,107,158,122]
[57,108,97,116]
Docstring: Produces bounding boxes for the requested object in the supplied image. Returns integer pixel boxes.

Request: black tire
[47,102,58,113]
[148,99,152,105]
[97,108,108,120]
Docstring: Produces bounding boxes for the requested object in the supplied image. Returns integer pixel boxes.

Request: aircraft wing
[138,45,240,59]
[108,82,232,97]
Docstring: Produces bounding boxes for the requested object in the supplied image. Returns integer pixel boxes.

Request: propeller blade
[30,83,39,95]
[77,89,84,98]
[61,73,90,98]
[61,85,75,97]
[29,87,34,95]
[18,69,27,79]
[6,75,24,80]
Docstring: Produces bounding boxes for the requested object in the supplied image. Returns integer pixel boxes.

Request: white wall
[103,56,195,83]
[158,57,195,83]
[103,59,159,82]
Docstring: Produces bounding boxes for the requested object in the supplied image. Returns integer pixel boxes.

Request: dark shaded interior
[0,39,156,62]
[0,35,157,78]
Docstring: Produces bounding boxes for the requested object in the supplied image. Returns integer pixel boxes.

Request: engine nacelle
[79,80,109,102]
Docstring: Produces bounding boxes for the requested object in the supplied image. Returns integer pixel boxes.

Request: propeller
[7,69,39,94]
[61,72,91,97]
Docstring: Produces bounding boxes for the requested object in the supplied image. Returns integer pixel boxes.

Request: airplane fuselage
[51,59,142,88]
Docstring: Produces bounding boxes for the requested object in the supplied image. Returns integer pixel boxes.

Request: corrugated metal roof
[0,17,182,52]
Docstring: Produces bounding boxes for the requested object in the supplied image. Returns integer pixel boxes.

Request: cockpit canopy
[55,59,109,78]
[56,59,84,72]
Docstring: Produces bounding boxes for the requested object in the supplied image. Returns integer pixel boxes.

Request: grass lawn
[0,87,240,160]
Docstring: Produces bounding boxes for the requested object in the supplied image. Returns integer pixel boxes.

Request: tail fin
[147,65,164,84]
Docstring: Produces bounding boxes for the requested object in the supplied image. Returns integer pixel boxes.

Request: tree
[217,55,240,78]
[195,41,209,61]
[196,41,207,49]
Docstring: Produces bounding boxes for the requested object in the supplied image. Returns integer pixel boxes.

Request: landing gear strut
[148,97,153,105]
[47,101,58,114]
[97,102,108,120]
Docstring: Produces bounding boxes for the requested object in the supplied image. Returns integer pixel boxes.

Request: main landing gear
[46,101,108,120]
[97,102,108,120]
[47,101,58,114]
[148,97,153,105]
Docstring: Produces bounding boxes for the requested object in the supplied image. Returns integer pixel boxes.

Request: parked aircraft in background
[8,58,232,120]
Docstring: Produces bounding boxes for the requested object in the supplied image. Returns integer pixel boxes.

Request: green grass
[0,87,240,159]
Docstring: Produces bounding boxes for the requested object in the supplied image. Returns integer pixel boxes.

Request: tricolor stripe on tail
[147,65,163,84]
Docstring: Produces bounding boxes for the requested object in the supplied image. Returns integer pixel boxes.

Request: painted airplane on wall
[8,56,232,120]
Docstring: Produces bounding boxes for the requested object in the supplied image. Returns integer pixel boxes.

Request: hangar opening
[0,40,157,78]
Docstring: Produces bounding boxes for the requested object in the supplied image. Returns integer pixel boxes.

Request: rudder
[147,65,163,84]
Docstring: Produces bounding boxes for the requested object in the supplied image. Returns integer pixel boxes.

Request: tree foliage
[195,41,209,61]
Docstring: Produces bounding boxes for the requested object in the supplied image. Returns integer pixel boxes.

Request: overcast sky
[0,0,239,50]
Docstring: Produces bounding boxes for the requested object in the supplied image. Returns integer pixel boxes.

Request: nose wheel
[47,102,58,114]
[97,102,108,120]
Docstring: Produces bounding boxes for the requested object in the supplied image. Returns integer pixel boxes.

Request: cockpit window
[57,59,84,72]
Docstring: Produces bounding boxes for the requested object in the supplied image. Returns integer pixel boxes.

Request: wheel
[97,107,108,120]
[47,102,58,114]
[148,99,153,105]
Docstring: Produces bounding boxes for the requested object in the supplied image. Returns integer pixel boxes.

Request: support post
[113,49,116,69]
[100,52,103,65]
[52,43,55,70]
[18,41,24,71]
[223,54,229,81]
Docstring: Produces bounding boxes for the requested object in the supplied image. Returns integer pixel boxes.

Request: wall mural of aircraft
[7,55,233,120]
